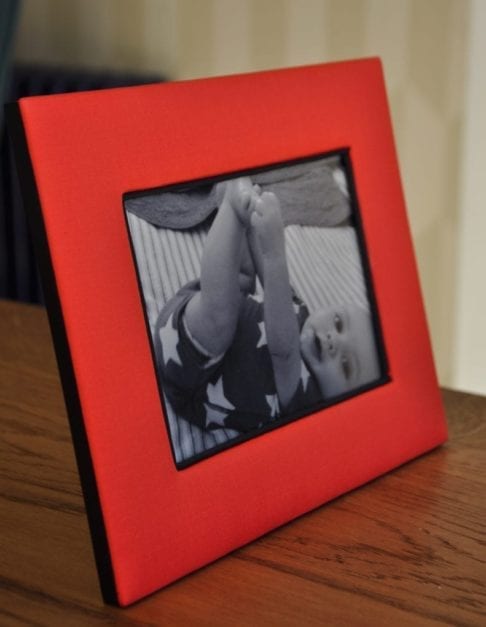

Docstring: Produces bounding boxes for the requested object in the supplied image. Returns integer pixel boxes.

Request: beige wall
[454,0,486,395]
[14,0,472,389]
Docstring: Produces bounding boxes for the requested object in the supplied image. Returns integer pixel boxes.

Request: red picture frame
[7,58,447,606]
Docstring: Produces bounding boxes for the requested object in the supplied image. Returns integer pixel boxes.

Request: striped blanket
[127,212,369,465]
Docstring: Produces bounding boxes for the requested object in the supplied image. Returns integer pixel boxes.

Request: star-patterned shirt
[153,280,320,433]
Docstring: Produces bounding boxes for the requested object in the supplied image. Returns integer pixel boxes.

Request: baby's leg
[251,192,302,408]
[184,178,255,357]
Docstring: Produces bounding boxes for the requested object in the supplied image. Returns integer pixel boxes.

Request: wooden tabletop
[1,299,485,626]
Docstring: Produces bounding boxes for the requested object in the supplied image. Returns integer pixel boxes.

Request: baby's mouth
[301,327,327,363]
[312,331,338,359]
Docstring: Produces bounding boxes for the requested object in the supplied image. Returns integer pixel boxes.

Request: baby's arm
[251,192,301,408]
[184,178,253,357]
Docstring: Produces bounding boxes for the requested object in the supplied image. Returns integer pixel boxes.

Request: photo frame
[7,59,447,606]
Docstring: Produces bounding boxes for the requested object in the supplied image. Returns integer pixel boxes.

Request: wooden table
[1,299,485,626]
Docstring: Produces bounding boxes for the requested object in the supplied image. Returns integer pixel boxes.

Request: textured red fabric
[19,59,447,606]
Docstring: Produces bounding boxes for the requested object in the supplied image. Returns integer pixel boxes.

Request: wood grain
[1,300,485,626]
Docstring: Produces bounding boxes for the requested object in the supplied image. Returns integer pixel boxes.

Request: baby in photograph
[154,177,380,433]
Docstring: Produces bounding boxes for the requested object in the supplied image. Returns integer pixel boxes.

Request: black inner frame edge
[5,102,118,606]
[123,148,391,470]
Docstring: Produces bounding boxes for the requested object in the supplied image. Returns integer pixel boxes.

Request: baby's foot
[218,177,255,226]
[250,191,285,257]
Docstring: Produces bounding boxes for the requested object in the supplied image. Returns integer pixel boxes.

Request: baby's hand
[217,177,255,227]
[250,191,285,257]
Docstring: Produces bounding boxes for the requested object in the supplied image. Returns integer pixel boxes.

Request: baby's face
[300,303,380,398]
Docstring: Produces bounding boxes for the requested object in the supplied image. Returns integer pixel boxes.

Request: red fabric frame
[17,59,447,605]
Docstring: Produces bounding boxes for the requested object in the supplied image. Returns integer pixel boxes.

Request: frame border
[6,103,117,604]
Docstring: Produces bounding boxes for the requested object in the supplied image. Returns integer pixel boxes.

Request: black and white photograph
[124,153,385,467]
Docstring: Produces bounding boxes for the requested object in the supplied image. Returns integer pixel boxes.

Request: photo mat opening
[124,150,389,469]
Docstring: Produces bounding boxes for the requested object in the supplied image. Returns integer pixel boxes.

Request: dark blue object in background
[1,63,162,304]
